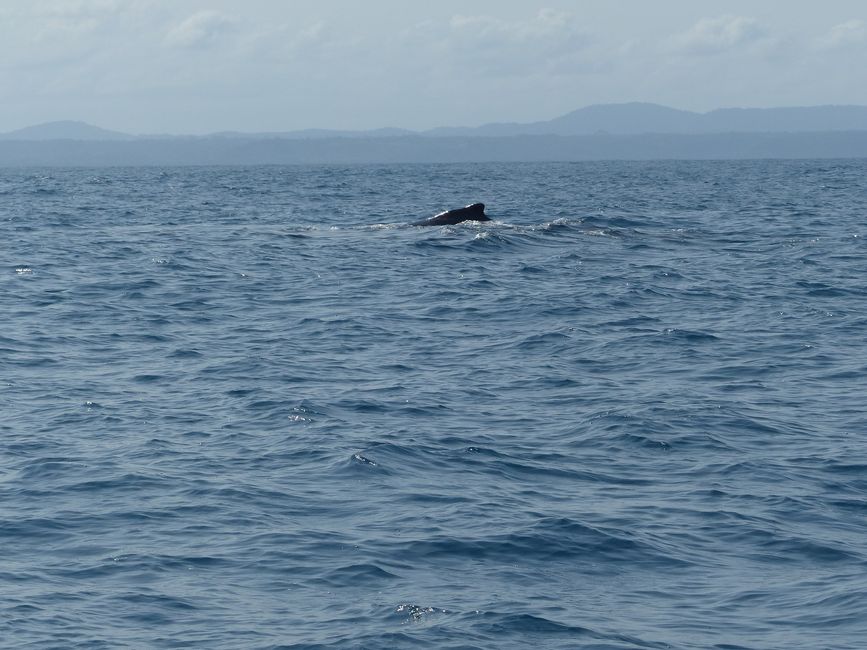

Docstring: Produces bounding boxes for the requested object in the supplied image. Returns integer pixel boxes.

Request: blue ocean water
[2,160,867,649]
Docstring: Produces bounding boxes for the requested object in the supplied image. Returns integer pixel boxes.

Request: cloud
[164,11,237,49]
[431,9,592,77]
[670,15,766,55]
[0,0,121,19]
[42,0,122,18]
[0,0,129,72]
[816,20,867,49]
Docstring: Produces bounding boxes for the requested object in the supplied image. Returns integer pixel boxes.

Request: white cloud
[816,20,867,49]
[42,0,122,18]
[670,15,766,55]
[164,11,237,49]
[247,20,340,66]
[0,0,127,71]
[0,0,120,19]
[433,9,591,77]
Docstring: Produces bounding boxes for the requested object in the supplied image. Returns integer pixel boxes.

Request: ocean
[2,160,866,649]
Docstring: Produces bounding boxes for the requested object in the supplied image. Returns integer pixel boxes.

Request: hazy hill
[4,104,867,142]
[425,103,704,136]
[0,120,135,141]
[426,103,867,137]
[2,104,867,165]
[208,127,416,140]
[700,105,867,133]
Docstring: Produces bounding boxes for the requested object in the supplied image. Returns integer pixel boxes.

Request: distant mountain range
[428,103,867,137]
[3,104,867,165]
[5,103,867,141]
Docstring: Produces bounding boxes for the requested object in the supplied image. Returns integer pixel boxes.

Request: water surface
[2,160,867,649]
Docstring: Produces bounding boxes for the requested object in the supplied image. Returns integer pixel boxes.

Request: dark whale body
[412,203,490,226]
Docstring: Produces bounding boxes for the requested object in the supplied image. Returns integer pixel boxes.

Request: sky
[1,0,866,134]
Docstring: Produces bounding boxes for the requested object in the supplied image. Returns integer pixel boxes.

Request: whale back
[412,202,490,226]
[466,203,489,219]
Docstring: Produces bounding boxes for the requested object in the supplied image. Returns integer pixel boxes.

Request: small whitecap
[152,258,170,264]
[15,267,33,275]
[395,604,445,622]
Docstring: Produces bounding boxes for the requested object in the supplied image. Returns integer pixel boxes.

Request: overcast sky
[1,0,866,134]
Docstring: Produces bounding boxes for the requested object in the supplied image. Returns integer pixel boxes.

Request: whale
[412,203,490,226]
